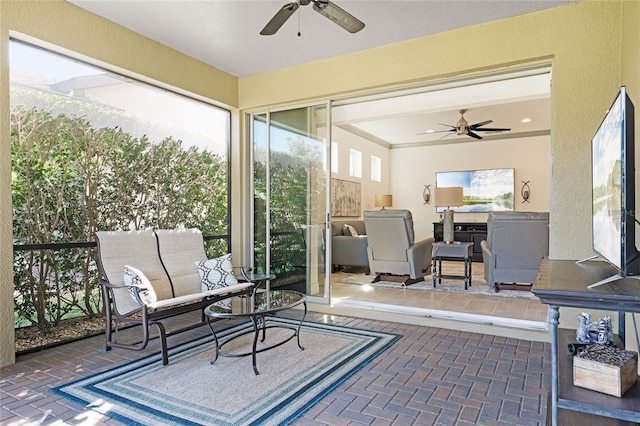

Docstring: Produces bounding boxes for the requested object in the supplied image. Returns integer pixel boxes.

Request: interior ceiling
[67,0,572,146]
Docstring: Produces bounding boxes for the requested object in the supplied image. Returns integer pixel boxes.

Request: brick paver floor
[1,311,550,425]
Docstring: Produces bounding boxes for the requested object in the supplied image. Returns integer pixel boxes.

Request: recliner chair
[480,211,549,292]
[363,209,434,285]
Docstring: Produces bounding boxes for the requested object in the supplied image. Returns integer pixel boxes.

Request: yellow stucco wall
[1,0,638,367]
[238,0,640,351]
[238,0,625,262]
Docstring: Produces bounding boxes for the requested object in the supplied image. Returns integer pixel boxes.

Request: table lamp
[374,194,393,210]
[434,187,463,243]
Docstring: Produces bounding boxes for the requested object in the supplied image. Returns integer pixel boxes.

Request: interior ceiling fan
[260,0,365,36]
[420,109,511,140]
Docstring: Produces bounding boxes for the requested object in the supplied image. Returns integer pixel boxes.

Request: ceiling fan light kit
[261,0,365,36]
[418,108,512,140]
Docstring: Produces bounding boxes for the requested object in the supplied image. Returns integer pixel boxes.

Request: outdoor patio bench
[96,228,254,365]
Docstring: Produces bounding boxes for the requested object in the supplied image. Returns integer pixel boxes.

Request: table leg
[432,257,437,287]
[464,258,469,290]
[296,302,308,350]
[207,318,220,365]
[468,258,472,287]
[549,305,560,426]
[260,315,267,342]
[251,315,260,375]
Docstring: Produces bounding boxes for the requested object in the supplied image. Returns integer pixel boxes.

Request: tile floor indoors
[1,310,552,426]
[328,261,549,324]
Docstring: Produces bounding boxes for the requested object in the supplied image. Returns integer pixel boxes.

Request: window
[331,142,338,173]
[349,149,362,178]
[371,155,382,182]
[10,40,231,240]
[10,39,231,329]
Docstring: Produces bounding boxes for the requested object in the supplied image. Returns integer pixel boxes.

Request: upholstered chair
[363,209,434,285]
[480,211,549,291]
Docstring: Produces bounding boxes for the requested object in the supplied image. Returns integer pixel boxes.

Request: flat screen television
[435,168,514,213]
[589,86,638,287]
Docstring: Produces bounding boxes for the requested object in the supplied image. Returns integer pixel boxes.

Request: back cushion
[331,220,366,236]
[156,228,207,297]
[343,224,359,236]
[96,230,172,312]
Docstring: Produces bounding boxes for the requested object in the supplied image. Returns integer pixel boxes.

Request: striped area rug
[52,318,400,425]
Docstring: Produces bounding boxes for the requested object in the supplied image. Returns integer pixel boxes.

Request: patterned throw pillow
[195,253,239,292]
[123,265,157,305]
[343,224,359,236]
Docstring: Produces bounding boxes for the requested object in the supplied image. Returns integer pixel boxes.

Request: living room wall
[392,135,551,241]
[330,126,391,215]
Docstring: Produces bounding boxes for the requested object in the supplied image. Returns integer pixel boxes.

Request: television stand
[532,259,640,426]
[588,273,640,289]
[575,255,599,264]
[575,256,640,288]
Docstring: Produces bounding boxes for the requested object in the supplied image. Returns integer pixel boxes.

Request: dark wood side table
[532,259,640,425]
[432,241,473,289]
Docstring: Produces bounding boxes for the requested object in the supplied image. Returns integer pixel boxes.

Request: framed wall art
[331,178,361,217]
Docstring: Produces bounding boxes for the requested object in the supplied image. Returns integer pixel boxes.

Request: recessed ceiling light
[521,118,532,123]
[425,129,435,133]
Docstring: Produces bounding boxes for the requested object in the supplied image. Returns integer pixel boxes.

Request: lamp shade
[374,194,393,209]
[434,187,463,208]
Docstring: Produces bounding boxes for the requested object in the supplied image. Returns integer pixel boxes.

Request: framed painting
[331,179,361,217]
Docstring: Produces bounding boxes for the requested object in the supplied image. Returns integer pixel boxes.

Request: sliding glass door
[251,103,330,301]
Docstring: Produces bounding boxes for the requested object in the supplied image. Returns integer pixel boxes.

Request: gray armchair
[480,211,549,291]
[363,209,434,285]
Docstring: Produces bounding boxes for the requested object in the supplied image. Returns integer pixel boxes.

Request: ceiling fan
[419,109,511,140]
[260,0,365,36]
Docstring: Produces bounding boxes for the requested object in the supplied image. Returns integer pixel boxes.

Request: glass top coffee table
[204,290,307,375]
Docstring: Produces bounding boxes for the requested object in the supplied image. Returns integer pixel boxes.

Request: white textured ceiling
[66,0,569,145]
[67,0,574,78]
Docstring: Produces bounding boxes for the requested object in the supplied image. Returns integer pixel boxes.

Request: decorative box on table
[573,344,638,397]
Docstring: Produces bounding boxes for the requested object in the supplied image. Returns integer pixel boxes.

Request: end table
[431,241,473,289]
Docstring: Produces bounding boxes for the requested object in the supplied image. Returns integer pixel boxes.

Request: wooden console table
[532,259,640,425]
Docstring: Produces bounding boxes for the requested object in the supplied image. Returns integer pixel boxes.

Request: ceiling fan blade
[417,128,455,135]
[474,127,511,132]
[469,120,493,129]
[467,131,483,140]
[312,0,365,33]
[438,133,456,141]
[260,3,299,35]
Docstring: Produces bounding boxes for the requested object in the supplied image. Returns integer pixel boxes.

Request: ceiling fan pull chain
[298,7,302,36]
